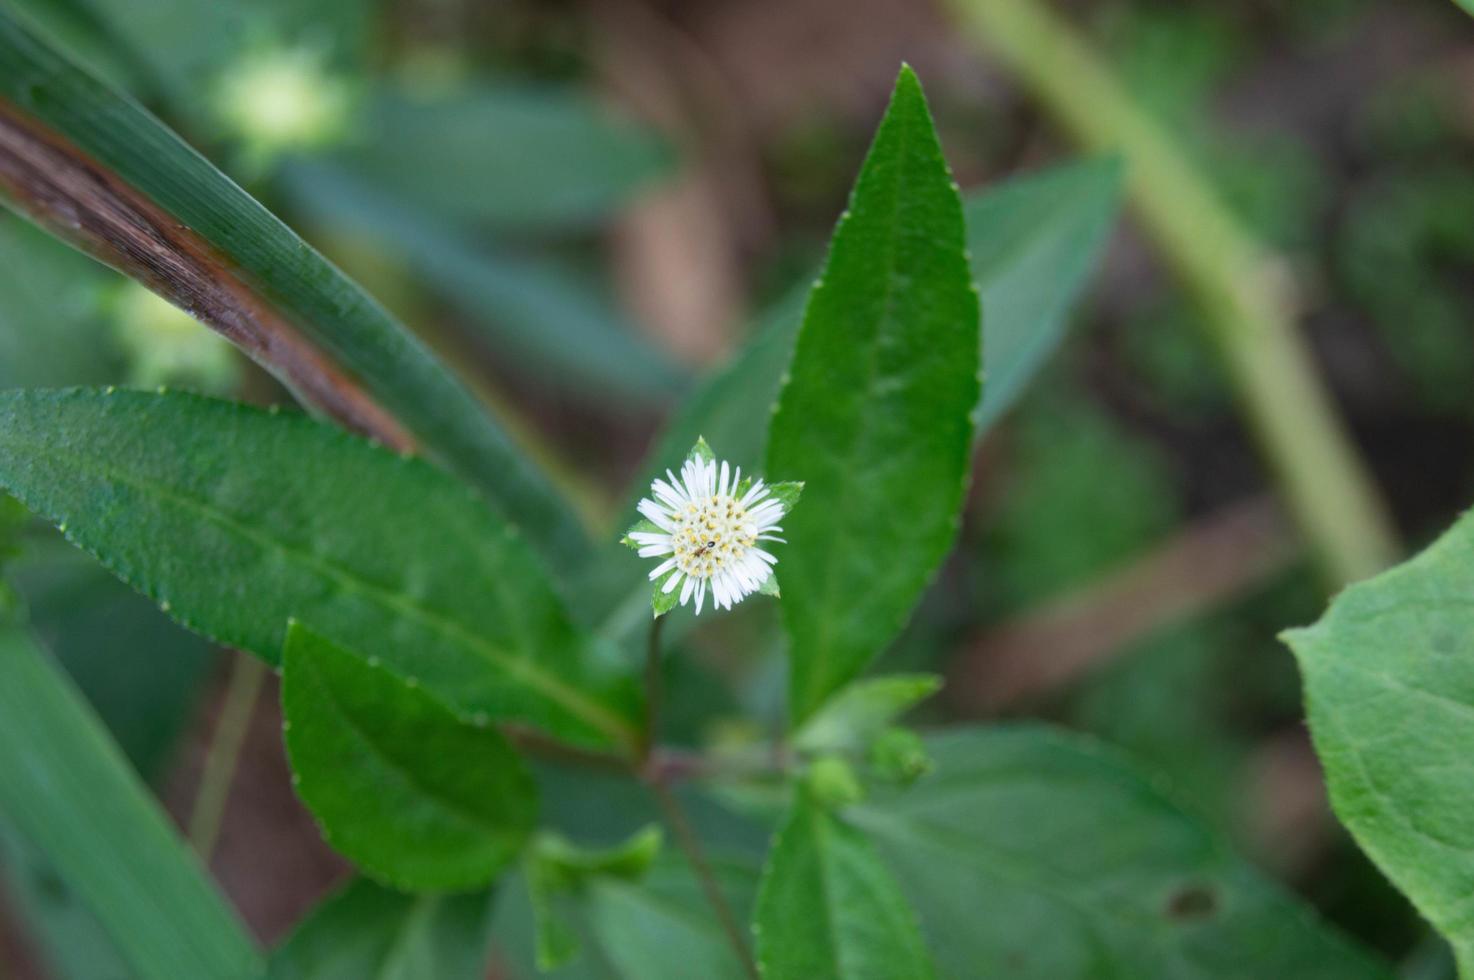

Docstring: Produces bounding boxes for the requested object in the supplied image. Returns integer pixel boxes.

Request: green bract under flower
[624,439,801,616]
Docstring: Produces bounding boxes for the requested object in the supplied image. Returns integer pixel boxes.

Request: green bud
[806,755,865,808]
[868,727,932,785]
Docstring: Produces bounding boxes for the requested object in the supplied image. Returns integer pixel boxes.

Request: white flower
[628,447,793,615]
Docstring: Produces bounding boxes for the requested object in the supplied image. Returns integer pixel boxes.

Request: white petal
[638,543,675,557]
[694,579,706,614]
[680,575,696,605]
[752,548,777,566]
[649,557,677,580]
[638,499,675,530]
[757,534,786,544]
[663,571,683,594]
[741,479,767,506]
[629,531,670,545]
[719,460,730,497]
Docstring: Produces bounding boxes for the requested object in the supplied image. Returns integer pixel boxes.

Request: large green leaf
[322,86,671,232]
[587,162,1118,649]
[270,878,494,980]
[279,160,684,406]
[1284,511,1474,974]
[850,727,1391,980]
[0,388,639,749]
[0,10,590,570]
[0,627,262,980]
[282,623,537,891]
[754,788,935,980]
[765,67,981,723]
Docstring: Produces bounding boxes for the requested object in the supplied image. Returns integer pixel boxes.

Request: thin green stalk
[947,0,1400,587]
[639,615,667,764]
[187,651,266,860]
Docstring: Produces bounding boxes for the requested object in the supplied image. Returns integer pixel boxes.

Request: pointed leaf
[282,623,537,891]
[0,389,638,749]
[766,67,981,723]
[755,787,936,980]
[794,675,941,755]
[1284,511,1474,974]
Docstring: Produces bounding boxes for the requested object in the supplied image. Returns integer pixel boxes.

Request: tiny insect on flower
[627,445,792,615]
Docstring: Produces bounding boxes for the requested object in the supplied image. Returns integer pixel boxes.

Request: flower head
[625,439,801,616]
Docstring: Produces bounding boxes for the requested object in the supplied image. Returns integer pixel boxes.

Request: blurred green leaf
[0,216,118,389]
[966,157,1120,431]
[755,786,935,979]
[588,156,1120,646]
[0,11,591,571]
[766,67,980,724]
[269,877,494,980]
[0,627,262,979]
[526,826,663,970]
[495,859,758,980]
[280,160,684,406]
[851,727,1393,979]
[282,623,537,891]
[1284,511,1474,975]
[326,86,671,232]
[11,541,215,780]
[793,674,940,755]
[0,389,639,749]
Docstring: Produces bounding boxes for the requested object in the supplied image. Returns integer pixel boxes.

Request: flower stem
[651,780,759,979]
[188,650,266,859]
[639,614,666,763]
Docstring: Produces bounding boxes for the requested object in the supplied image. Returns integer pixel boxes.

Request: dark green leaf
[766,66,981,723]
[269,877,495,980]
[0,11,590,571]
[1284,511,1474,974]
[851,727,1392,980]
[323,86,671,232]
[0,389,639,749]
[755,787,936,980]
[0,627,263,979]
[282,623,537,891]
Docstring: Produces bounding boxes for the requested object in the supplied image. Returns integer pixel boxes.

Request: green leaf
[0,627,263,979]
[1284,511,1474,974]
[269,877,495,980]
[278,160,685,407]
[966,157,1122,430]
[793,674,941,755]
[755,786,936,980]
[587,157,1118,646]
[765,66,981,724]
[0,11,591,572]
[496,859,758,980]
[324,86,672,232]
[850,727,1393,980]
[0,388,638,749]
[282,622,536,892]
[527,826,663,969]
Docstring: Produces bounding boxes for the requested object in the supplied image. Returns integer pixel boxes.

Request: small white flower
[626,441,798,616]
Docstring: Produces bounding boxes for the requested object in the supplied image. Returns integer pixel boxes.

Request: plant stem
[639,614,666,763]
[651,780,759,979]
[188,651,266,860]
[947,0,1400,587]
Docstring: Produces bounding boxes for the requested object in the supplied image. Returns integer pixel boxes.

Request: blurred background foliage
[0,0,1471,976]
